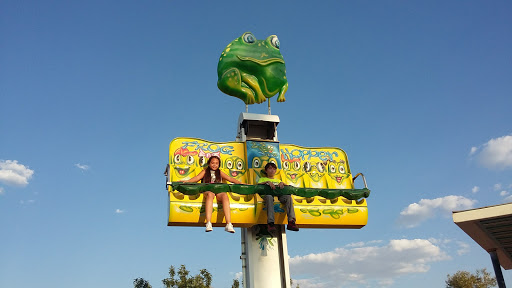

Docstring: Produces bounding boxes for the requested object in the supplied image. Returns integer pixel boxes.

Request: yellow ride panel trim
[167,137,369,229]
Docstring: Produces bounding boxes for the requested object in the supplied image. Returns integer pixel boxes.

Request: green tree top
[162,265,212,288]
[133,278,152,288]
[446,268,497,288]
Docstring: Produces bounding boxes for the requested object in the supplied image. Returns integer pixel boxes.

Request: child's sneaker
[267,222,277,233]
[225,223,235,233]
[287,220,299,232]
[205,222,213,232]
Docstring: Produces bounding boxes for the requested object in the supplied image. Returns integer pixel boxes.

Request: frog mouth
[176,167,190,176]
[237,56,285,65]
[309,173,321,181]
[230,170,240,177]
[287,173,304,182]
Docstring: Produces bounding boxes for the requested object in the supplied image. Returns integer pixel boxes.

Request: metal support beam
[241,228,250,288]
[490,250,507,288]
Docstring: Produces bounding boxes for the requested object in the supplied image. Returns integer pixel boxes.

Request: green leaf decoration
[170,183,370,201]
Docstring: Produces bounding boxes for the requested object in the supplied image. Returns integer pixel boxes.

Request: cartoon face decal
[281,155,305,184]
[198,156,208,168]
[171,147,198,179]
[252,156,262,169]
[327,160,348,184]
[303,160,326,182]
[224,156,246,179]
[251,156,277,169]
[251,156,278,177]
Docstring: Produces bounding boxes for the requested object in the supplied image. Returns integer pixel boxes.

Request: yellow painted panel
[168,192,368,228]
[169,138,247,183]
[167,137,368,229]
[280,143,354,189]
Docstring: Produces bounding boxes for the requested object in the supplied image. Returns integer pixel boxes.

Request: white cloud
[494,183,502,190]
[476,135,512,170]
[0,187,4,195]
[428,238,452,245]
[115,209,125,214]
[344,240,383,248]
[379,279,395,286]
[456,241,470,256]
[0,160,34,187]
[289,239,450,288]
[234,272,242,281]
[19,199,36,205]
[503,195,512,203]
[75,163,90,171]
[398,195,477,228]
[293,277,330,288]
[469,146,478,156]
[345,242,365,248]
[292,278,327,288]
[500,191,509,197]
[471,186,480,193]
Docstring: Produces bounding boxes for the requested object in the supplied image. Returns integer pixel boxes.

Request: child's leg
[216,192,231,223]
[204,191,215,223]
[278,195,296,221]
[264,195,275,223]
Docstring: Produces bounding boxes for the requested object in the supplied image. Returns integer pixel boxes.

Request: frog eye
[339,165,345,174]
[283,161,289,170]
[253,157,261,168]
[303,162,311,172]
[187,155,195,165]
[199,156,207,167]
[174,154,182,164]
[317,162,325,173]
[236,160,244,170]
[293,161,301,171]
[329,164,336,173]
[269,158,277,165]
[226,159,233,169]
[269,35,280,49]
[243,33,256,44]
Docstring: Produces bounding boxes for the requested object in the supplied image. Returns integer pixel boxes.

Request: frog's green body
[217,32,288,105]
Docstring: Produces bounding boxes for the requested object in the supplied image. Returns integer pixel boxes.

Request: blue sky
[1,1,512,287]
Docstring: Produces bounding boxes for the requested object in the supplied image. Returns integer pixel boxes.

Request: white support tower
[236,112,291,288]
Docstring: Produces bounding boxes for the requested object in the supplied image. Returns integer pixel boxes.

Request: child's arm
[220,171,242,184]
[182,170,205,183]
[258,178,276,189]
[265,181,277,189]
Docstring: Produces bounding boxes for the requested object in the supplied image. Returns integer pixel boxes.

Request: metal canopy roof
[453,202,512,270]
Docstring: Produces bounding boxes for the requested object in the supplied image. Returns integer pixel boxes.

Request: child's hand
[278,182,285,189]
[267,182,276,189]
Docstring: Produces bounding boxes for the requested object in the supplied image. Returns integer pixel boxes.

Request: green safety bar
[170,183,370,201]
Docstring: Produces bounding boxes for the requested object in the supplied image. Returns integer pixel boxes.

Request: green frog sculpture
[217,32,288,105]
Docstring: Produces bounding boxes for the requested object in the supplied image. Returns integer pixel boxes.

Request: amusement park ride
[164,32,371,288]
